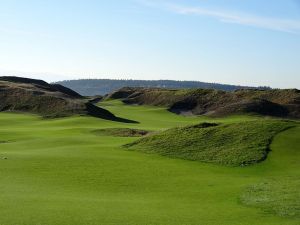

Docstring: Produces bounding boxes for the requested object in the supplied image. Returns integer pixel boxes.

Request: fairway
[0,100,299,225]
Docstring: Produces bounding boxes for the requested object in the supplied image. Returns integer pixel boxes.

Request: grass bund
[125,120,295,166]
[0,100,299,225]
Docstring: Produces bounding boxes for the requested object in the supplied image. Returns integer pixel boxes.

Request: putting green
[0,100,299,225]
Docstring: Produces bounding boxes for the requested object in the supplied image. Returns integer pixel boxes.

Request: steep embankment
[0,76,125,121]
[107,87,300,118]
[125,120,295,166]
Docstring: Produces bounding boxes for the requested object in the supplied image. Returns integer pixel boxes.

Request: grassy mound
[240,178,300,218]
[125,120,294,166]
[92,128,149,137]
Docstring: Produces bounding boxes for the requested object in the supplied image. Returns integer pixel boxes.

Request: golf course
[1,1,299,224]
[0,99,299,225]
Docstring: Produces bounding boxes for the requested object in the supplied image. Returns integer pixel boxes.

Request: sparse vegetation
[108,87,300,118]
[92,128,150,137]
[0,76,132,122]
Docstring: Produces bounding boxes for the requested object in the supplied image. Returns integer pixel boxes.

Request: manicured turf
[241,177,300,218]
[0,100,299,225]
[240,126,300,219]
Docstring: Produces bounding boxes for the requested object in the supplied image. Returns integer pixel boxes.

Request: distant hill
[0,76,134,122]
[55,79,269,96]
[107,87,300,118]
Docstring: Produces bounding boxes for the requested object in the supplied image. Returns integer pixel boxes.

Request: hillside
[55,79,265,96]
[0,76,127,121]
[107,87,300,118]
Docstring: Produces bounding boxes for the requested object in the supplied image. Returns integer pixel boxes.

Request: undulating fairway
[0,100,299,225]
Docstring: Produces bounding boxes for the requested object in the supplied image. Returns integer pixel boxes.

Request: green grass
[240,178,300,218]
[239,126,300,219]
[0,100,299,225]
[125,120,295,166]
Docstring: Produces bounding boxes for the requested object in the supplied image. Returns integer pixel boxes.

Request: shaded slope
[125,120,295,166]
[0,76,82,98]
[108,87,300,118]
[211,99,289,117]
[0,76,135,122]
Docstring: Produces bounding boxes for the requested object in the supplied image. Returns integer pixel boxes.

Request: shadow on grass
[85,103,139,124]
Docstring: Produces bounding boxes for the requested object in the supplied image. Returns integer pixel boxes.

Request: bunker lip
[92,128,150,137]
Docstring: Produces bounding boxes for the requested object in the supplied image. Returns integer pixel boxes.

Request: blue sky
[0,0,299,88]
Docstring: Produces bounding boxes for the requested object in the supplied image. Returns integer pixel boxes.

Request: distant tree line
[55,79,270,96]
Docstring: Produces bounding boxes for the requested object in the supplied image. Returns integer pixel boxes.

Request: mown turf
[241,178,300,218]
[240,126,300,219]
[125,120,295,166]
[0,100,299,225]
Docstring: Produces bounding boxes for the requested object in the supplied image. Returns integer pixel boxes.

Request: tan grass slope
[0,76,135,123]
[107,87,300,118]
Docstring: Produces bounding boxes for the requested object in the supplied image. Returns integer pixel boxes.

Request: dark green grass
[125,120,295,166]
[92,128,150,137]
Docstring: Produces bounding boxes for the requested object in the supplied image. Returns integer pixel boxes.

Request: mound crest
[125,121,295,166]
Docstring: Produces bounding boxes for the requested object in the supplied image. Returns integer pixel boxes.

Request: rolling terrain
[0,99,299,225]
[0,77,299,225]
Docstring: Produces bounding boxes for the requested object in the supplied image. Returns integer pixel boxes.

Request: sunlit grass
[0,100,299,225]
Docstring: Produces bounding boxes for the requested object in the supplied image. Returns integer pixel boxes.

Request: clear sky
[0,0,299,88]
